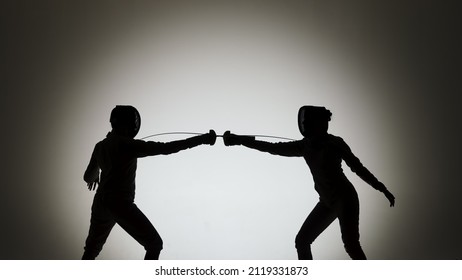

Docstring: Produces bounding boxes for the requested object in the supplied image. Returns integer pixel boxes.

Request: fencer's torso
[302,135,358,204]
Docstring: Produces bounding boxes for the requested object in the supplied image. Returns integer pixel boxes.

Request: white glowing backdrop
[2,1,459,259]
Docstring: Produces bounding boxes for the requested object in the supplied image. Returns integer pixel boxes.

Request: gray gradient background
[2,0,460,259]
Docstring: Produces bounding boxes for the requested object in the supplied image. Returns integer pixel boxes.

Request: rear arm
[336,137,387,192]
[84,145,100,183]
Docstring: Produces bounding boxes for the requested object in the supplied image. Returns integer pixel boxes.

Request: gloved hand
[87,179,99,191]
[383,189,395,207]
[201,129,217,145]
[375,182,395,207]
[223,131,255,146]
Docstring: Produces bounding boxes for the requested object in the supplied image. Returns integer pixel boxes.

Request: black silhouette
[223,105,395,260]
[82,105,216,260]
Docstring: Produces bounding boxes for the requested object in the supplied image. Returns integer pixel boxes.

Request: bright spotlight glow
[50,4,401,260]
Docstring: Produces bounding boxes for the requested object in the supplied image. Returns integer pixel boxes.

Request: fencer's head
[298,106,332,137]
[110,105,141,138]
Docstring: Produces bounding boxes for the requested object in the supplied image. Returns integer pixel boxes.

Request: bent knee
[295,234,313,249]
[145,236,163,251]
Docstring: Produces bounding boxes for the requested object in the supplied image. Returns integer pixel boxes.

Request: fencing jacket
[241,134,386,205]
[84,132,205,201]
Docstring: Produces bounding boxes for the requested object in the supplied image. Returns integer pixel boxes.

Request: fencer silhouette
[82,105,216,259]
[223,105,395,260]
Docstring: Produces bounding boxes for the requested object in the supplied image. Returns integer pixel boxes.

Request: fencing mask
[110,105,141,138]
[298,106,332,136]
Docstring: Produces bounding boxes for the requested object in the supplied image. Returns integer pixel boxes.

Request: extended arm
[223,131,304,157]
[134,130,216,157]
[337,138,395,207]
